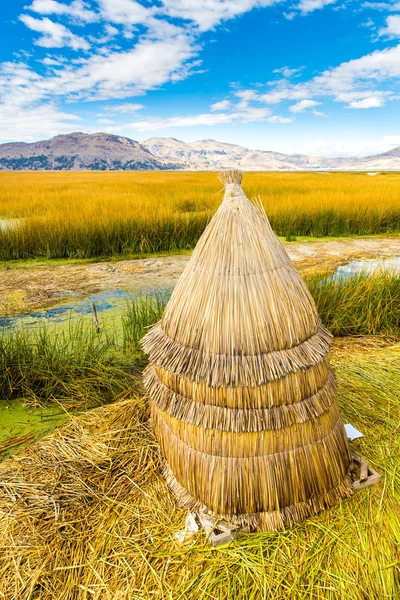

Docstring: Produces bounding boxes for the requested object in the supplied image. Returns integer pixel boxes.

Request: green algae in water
[0,400,67,458]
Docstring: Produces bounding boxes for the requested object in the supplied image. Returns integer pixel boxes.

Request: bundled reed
[142,170,352,531]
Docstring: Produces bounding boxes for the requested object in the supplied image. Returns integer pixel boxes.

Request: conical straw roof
[142,171,352,531]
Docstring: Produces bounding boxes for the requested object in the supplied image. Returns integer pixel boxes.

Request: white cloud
[234,89,259,109]
[127,105,275,131]
[347,95,385,108]
[41,56,64,65]
[20,15,90,50]
[273,65,304,78]
[0,103,80,142]
[380,15,400,38]
[267,115,293,123]
[289,99,320,112]
[103,103,144,113]
[2,27,199,105]
[211,99,231,111]
[260,86,310,104]
[88,24,120,44]
[362,2,400,11]
[51,32,199,100]
[160,0,283,32]
[25,0,98,22]
[247,44,400,110]
[380,135,400,147]
[290,136,400,157]
[97,0,154,25]
[296,0,338,14]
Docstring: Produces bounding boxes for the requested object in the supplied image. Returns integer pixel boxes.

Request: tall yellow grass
[0,171,399,259]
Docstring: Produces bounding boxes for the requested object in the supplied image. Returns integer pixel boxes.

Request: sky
[1,0,400,156]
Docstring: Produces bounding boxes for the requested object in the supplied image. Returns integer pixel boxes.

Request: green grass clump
[309,270,400,336]
[0,323,135,407]
[0,292,168,407]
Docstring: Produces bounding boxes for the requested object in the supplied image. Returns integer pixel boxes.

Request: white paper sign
[344,424,364,441]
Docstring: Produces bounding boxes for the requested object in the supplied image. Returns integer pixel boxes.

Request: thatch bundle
[141,170,352,531]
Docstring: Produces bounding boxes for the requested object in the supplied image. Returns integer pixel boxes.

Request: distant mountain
[143,137,400,171]
[0,132,180,171]
[0,132,399,171]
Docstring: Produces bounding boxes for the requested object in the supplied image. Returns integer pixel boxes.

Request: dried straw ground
[0,343,399,600]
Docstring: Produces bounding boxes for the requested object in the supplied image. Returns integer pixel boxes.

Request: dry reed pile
[142,172,352,530]
[0,344,399,599]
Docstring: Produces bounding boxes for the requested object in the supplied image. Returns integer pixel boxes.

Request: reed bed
[0,343,399,599]
[0,301,153,406]
[309,269,400,336]
[0,171,399,259]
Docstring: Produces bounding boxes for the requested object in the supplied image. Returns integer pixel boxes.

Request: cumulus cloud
[96,0,154,26]
[210,99,231,111]
[362,2,400,11]
[20,15,90,50]
[127,104,276,131]
[347,96,385,108]
[0,102,80,142]
[25,0,98,23]
[273,65,304,78]
[103,103,144,113]
[289,99,320,112]
[240,44,400,111]
[159,0,283,32]
[267,115,293,123]
[295,0,338,14]
[379,15,400,38]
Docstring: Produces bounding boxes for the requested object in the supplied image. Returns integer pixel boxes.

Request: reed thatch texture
[141,170,352,531]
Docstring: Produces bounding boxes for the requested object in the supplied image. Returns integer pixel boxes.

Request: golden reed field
[0,171,399,259]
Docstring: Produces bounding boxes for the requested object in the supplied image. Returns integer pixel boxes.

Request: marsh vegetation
[1,171,399,259]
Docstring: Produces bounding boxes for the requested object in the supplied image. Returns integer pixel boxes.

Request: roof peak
[219,169,243,186]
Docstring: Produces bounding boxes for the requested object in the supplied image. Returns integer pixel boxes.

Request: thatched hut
[141,171,352,531]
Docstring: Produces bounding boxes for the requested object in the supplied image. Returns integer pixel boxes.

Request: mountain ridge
[0,132,399,171]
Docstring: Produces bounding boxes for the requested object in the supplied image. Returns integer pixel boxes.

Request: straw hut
[141,171,352,531]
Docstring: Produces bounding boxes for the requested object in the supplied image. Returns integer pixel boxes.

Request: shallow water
[1,258,399,330]
[333,257,400,279]
[0,288,168,330]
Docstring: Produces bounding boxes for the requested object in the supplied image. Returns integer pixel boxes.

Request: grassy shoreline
[1,233,399,270]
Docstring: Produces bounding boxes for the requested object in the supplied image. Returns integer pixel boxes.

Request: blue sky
[1,0,400,155]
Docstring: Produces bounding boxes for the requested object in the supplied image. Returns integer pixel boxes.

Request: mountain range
[0,132,399,171]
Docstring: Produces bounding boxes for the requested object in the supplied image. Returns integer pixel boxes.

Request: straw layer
[163,463,353,533]
[142,322,332,387]
[144,366,337,432]
[153,408,351,516]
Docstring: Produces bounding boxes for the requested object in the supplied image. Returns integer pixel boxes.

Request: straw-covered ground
[0,340,399,599]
